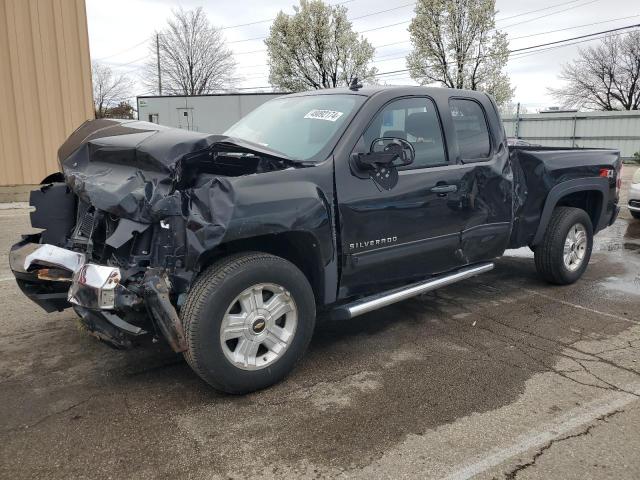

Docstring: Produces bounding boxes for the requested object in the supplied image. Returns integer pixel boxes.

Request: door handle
[430,184,458,194]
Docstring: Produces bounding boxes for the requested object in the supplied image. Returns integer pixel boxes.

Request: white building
[137,93,284,134]
[503,110,640,159]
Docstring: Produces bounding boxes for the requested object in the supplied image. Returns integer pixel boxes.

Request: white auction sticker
[304,109,344,122]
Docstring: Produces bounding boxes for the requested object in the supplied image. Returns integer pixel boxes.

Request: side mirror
[352,137,415,171]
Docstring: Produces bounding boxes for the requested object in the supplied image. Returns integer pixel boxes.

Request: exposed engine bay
[9,119,299,350]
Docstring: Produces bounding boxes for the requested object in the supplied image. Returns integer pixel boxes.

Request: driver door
[335,96,469,297]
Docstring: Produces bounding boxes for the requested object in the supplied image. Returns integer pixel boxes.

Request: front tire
[534,207,593,285]
[181,252,316,394]
[631,209,640,220]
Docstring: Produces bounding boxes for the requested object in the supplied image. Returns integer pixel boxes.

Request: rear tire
[534,207,593,285]
[181,252,316,394]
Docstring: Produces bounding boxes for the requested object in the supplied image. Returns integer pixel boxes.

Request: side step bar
[331,262,494,320]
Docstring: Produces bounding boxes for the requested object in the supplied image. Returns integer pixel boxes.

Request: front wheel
[181,252,316,394]
[631,209,640,220]
[534,207,593,285]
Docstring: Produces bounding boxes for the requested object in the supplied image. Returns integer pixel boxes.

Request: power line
[177,26,640,92]
[499,0,601,29]
[220,0,355,30]
[367,15,640,65]
[371,23,640,78]
[350,2,415,21]
[228,3,417,44]
[94,38,150,61]
[511,22,639,52]
[495,0,581,23]
[508,14,640,41]
[222,22,640,84]
[358,19,410,34]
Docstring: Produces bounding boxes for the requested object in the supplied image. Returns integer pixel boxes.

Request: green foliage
[265,0,377,91]
[407,0,513,106]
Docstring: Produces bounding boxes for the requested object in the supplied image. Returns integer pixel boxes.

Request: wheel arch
[531,177,609,246]
[195,231,333,305]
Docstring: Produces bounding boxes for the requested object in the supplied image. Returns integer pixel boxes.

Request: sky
[86,0,640,112]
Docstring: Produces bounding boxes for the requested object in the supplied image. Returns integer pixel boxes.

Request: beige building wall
[0,0,93,187]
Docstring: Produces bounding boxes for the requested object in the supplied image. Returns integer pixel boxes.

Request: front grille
[78,207,96,238]
[71,200,119,262]
[72,201,97,243]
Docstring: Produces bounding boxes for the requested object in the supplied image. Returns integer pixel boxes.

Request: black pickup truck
[9,86,622,393]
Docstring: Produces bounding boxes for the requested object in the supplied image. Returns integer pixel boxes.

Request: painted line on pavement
[526,288,639,325]
[444,382,640,480]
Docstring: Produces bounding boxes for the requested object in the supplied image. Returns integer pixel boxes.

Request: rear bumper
[9,237,186,351]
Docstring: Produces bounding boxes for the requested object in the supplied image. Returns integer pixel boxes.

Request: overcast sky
[86,0,639,111]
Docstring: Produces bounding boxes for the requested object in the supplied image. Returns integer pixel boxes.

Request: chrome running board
[331,262,494,320]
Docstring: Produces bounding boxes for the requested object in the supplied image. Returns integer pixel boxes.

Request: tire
[181,252,316,394]
[534,207,593,285]
[631,210,640,220]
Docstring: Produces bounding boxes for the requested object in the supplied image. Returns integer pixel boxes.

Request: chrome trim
[339,262,494,319]
[24,244,86,273]
[628,204,640,212]
[68,264,121,310]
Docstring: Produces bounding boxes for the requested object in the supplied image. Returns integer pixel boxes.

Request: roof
[137,92,286,100]
[284,85,490,100]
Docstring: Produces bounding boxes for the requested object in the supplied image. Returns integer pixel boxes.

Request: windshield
[224,94,363,161]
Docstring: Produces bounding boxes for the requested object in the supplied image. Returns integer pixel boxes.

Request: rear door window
[449,99,491,160]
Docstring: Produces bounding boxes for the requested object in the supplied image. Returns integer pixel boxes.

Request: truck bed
[508,146,621,248]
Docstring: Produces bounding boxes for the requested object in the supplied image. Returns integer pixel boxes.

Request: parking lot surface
[1,166,639,479]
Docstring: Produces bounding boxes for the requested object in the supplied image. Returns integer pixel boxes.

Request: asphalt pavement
[1,166,639,479]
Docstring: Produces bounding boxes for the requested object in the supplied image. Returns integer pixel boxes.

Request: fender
[202,173,338,305]
[531,177,609,246]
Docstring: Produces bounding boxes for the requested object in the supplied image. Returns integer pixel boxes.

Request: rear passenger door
[447,98,513,265]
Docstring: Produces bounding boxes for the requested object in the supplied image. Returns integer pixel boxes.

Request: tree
[550,32,640,111]
[265,0,377,91]
[144,7,236,95]
[103,101,135,119]
[92,62,133,118]
[499,102,528,117]
[407,0,513,107]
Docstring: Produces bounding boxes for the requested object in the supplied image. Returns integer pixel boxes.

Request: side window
[449,99,491,160]
[363,97,447,169]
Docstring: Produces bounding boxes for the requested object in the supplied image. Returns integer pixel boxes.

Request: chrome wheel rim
[563,223,588,272]
[219,283,297,371]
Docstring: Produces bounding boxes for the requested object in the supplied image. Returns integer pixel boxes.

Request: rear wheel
[534,207,593,285]
[181,252,316,394]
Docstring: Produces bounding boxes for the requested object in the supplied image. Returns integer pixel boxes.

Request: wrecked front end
[9,119,296,350]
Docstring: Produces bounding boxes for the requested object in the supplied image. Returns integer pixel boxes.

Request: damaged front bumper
[9,238,187,352]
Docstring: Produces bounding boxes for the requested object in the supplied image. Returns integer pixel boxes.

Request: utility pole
[515,102,521,139]
[156,33,162,95]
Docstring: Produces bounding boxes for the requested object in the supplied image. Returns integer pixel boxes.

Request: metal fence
[503,110,640,159]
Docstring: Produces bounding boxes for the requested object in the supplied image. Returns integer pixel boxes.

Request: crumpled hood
[58,119,291,223]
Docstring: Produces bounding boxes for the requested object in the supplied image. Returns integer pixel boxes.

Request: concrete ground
[1,166,639,480]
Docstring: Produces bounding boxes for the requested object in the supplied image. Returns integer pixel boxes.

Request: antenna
[349,77,363,91]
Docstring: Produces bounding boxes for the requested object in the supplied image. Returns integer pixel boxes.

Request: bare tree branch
[92,62,133,118]
[142,7,237,95]
[550,31,640,111]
